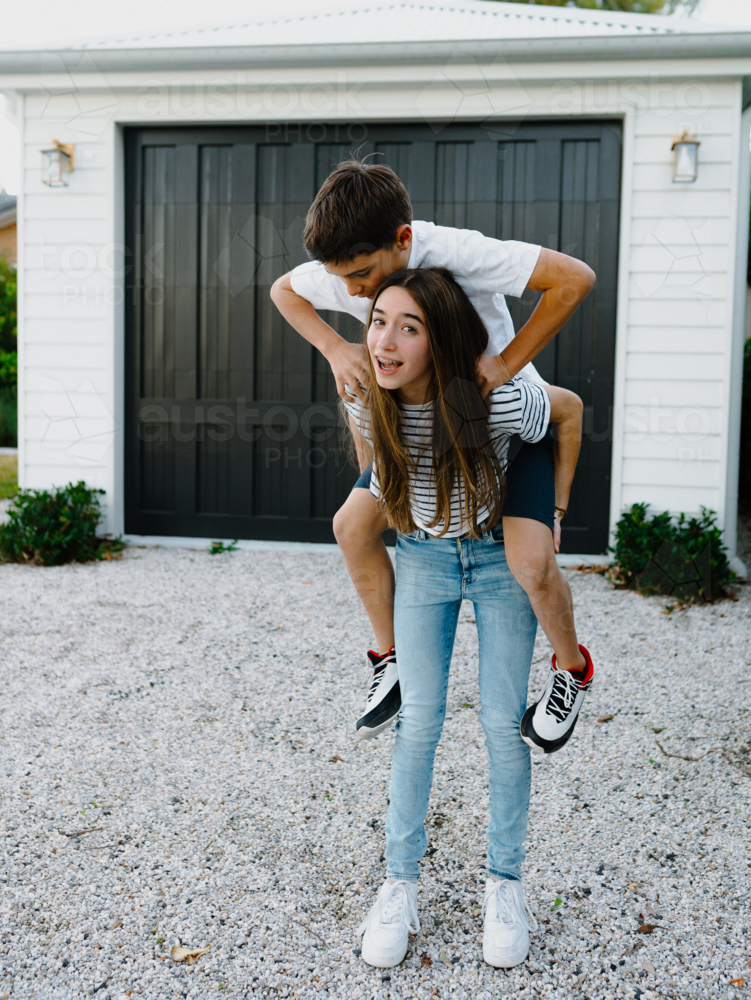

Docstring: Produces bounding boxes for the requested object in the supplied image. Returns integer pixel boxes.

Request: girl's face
[367,285,433,404]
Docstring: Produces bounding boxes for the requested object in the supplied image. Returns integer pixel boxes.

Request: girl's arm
[545,385,583,550]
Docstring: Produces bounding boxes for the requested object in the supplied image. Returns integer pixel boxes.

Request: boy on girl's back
[271,159,596,753]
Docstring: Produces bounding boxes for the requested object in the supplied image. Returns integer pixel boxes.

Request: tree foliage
[502,0,700,13]
[0,256,16,355]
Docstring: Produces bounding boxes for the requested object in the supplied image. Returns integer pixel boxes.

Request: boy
[270,159,596,754]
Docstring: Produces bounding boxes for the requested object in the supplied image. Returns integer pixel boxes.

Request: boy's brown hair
[303,158,412,264]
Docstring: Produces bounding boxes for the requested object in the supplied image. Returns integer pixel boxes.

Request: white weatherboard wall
[7,57,750,555]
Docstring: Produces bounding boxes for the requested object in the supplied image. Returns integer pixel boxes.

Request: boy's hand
[328,341,370,400]
[476,353,512,397]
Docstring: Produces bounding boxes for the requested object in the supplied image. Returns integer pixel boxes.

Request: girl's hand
[553,511,562,553]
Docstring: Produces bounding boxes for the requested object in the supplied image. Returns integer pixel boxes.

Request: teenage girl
[343,268,593,969]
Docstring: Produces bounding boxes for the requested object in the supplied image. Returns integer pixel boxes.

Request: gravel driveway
[0,547,749,1000]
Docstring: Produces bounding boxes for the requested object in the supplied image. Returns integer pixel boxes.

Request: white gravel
[0,546,749,1000]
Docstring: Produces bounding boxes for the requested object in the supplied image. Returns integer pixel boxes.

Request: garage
[124,119,620,550]
[2,0,749,566]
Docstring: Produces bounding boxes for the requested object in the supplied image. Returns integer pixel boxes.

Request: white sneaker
[520,645,594,754]
[482,877,537,968]
[357,879,419,968]
[355,647,401,739]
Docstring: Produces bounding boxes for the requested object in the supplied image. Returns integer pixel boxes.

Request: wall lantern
[41,140,75,187]
[671,132,699,184]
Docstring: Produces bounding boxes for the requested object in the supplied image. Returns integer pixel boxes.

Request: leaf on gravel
[652,727,665,734]
[637,923,659,934]
[730,980,746,987]
[420,954,431,967]
[330,755,344,763]
[170,945,210,965]
[621,940,645,957]
[440,950,454,966]
[597,714,614,723]
[642,961,656,976]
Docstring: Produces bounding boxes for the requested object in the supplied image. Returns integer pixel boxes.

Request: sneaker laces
[482,879,538,933]
[367,663,387,700]
[545,668,580,722]
[365,649,395,702]
[357,880,420,937]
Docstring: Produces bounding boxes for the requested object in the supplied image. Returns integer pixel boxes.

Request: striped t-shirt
[344,377,551,538]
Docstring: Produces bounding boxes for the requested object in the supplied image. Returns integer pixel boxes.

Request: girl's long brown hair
[363,267,505,537]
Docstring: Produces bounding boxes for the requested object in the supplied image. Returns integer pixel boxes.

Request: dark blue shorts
[352,432,555,532]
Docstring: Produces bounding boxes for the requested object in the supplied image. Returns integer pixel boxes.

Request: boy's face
[324,224,412,299]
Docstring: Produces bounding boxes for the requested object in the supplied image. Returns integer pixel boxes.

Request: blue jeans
[386,526,537,883]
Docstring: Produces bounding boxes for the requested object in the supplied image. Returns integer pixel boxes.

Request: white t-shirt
[289,221,544,384]
[343,377,550,538]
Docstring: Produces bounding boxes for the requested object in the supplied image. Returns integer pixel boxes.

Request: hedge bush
[609,503,734,602]
[0,481,122,566]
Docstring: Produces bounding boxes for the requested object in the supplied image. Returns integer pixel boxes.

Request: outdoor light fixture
[41,140,75,187]
[671,132,699,184]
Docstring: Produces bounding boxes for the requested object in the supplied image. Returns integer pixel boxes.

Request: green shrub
[0,481,123,566]
[609,503,734,602]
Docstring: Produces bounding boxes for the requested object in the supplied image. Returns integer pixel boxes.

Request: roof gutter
[1,31,751,74]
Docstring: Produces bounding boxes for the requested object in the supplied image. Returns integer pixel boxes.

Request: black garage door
[124,120,620,552]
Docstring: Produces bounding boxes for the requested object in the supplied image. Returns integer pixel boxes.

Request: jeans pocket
[488,526,505,546]
[397,529,421,542]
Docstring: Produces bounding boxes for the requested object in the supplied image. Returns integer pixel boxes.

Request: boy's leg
[333,486,395,654]
[502,516,584,670]
[500,434,585,671]
[500,437,593,755]
[386,534,462,881]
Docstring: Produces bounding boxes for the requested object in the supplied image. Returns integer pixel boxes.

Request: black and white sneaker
[355,647,401,739]
[520,645,594,754]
